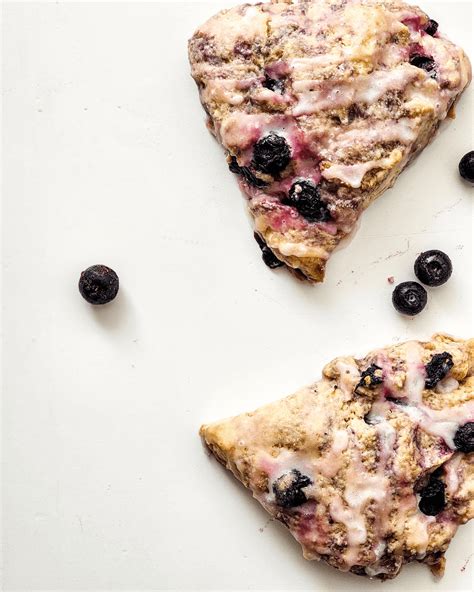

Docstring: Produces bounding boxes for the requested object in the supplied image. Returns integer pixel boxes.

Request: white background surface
[2,1,473,590]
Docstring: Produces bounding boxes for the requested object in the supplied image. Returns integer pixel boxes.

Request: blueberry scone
[189,0,471,281]
[200,334,474,579]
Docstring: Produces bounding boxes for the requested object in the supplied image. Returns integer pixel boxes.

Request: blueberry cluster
[392,250,452,316]
[229,132,334,271]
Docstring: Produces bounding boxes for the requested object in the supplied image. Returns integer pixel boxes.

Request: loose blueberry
[418,476,446,516]
[284,180,331,222]
[79,265,119,305]
[459,151,474,183]
[425,19,438,36]
[254,232,284,269]
[273,469,312,508]
[414,250,452,287]
[409,54,437,78]
[453,422,474,453]
[262,74,285,94]
[355,364,384,394]
[425,352,454,389]
[392,281,427,316]
[228,156,267,188]
[252,132,291,175]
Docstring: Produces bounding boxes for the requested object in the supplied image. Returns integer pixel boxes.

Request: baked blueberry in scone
[188,0,471,281]
[200,334,474,579]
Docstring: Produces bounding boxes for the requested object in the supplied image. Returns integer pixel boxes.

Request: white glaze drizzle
[322,119,417,155]
[314,429,349,478]
[292,65,420,116]
[444,453,462,496]
[322,152,401,188]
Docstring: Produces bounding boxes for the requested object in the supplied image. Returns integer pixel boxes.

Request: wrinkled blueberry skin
[392,281,427,316]
[284,180,331,222]
[414,250,452,287]
[425,19,439,36]
[262,248,284,269]
[355,364,384,393]
[252,132,291,175]
[425,352,454,389]
[79,265,119,305]
[453,422,474,453]
[273,469,313,508]
[459,151,474,183]
[418,476,446,516]
[228,156,267,188]
[254,232,284,269]
[410,54,437,78]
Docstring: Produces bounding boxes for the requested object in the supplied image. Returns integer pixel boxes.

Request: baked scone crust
[189,0,471,281]
[201,334,474,579]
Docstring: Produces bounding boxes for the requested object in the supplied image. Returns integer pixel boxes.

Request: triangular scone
[189,0,471,281]
[200,334,474,579]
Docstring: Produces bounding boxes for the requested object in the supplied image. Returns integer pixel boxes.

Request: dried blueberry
[425,352,453,389]
[254,231,266,250]
[409,54,437,78]
[228,156,267,188]
[273,469,312,508]
[79,265,119,305]
[392,281,427,316]
[418,476,446,516]
[425,19,439,36]
[262,248,284,269]
[459,151,474,183]
[254,232,284,269]
[414,250,452,287]
[252,132,291,175]
[355,364,384,394]
[262,74,285,94]
[453,422,474,453]
[284,180,331,222]
[228,155,241,174]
